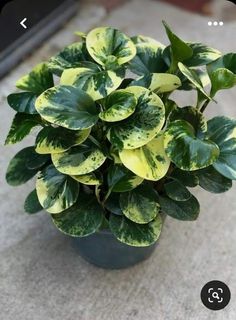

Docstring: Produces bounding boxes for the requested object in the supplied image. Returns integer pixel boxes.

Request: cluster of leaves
[5,22,236,247]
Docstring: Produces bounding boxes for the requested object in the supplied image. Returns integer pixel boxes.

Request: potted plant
[5,22,236,269]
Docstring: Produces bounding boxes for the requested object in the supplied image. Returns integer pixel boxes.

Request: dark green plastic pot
[73,229,158,269]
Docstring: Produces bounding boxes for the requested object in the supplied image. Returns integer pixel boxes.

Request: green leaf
[164,179,191,201]
[99,89,137,122]
[119,184,159,224]
[107,86,165,149]
[36,164,79,214]
[196,166,232,193]
[184,43,221,67]
[71,172,102,185]
[109,214,162,247]
[130,73,181,93]
[48,42,93,76]
[209,68,236,97]
[104,193,123,215]
[51,140,106,175]
[207,53,236,74]
[119,134,170,181]
[159,195,200,221]
[7,92,38,114]
[6,147,39,186]
[35,85,99,130]
[170,168,199,187]
[168,106,207,138]
[26,152,49,170]
[24,189,43,214]
[163,21,193,66]
[178,63,211,100]
[5,113,42,145]
[128,40,167,75]
[107,164,143,193]
[164,120,219,171]
[60,63,125,101]
[207,116,236,180]
[86,27,136,67]
[35,126,90,154]
[16,63,54,95]
[52,192,104,237]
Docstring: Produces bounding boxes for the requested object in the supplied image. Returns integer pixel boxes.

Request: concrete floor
[0,1,236,319]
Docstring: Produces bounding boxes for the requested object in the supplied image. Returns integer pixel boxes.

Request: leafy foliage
[5,23,236,247]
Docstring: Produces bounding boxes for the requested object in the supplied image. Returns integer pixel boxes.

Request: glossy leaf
[207,116,236,179]
[170,168,199,187]
[48,42,92,76]
[164,180,191,201]
[104,193,123,215]
[178,63,211,99]
[207,53,236,74]
[130,73,181,93]
[119,135,170,181]
[51,140,106,175]
[60,63,125,100]
[52,193,104,237]
[109,214,162,247]
[36,164,79,214]
[107,164,143,193]
[119,184,160,224]
[99,89,137,122]
[6,147,39,186]
[107,86,165,149]
[163,21,193,65]
[71,172,102,185]
[26,151,50,170]
[184,43,221,67]
[196,166,232,193]
[159,195,200,221]
[35,126,90,154]
[24,189,43,214]
[35,85,99,130]
[164,120,219,170]
[168,106,207,138]
[128,40,167,75]
[5,113,42,145]
[7,92,38,114]
[209,68,236,97]
[86,27,136,67]
[16,63,54,95]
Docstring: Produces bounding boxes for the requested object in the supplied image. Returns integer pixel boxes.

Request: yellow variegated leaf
[86,27,136,67]
[71,172,102,185]
[119,134,170,181]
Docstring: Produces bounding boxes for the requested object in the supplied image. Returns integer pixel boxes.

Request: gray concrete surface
[0,1,236,319]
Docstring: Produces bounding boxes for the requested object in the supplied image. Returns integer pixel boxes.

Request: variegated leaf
[184,43,221,67]
[7,92,38,114]
[86,27,136,67]
[107,86,165,149]
[48,42,92,76]
[35,126,90,154]
[71,172,102,185]
[16,63,54,95]
[60,63,125,100]
[119,184,160,224]
[164,120,219,171]
[99,89,137,122]
[51,140,106,175]
[109,214,162,247]
[130,73,181,93]
[36,164,79,214]
[35,85,99,130]
[52,192,104,237]
[119,134,170,181]
[207,116,236,180]
[178,62,211,99]
[107,164,143,193]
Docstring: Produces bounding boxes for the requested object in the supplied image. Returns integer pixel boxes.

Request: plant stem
[200,99,210,113]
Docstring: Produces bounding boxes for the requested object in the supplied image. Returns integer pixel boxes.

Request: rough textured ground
[0,1,236,319]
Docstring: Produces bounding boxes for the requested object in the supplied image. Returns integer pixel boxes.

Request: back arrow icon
[20,18,27,29]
